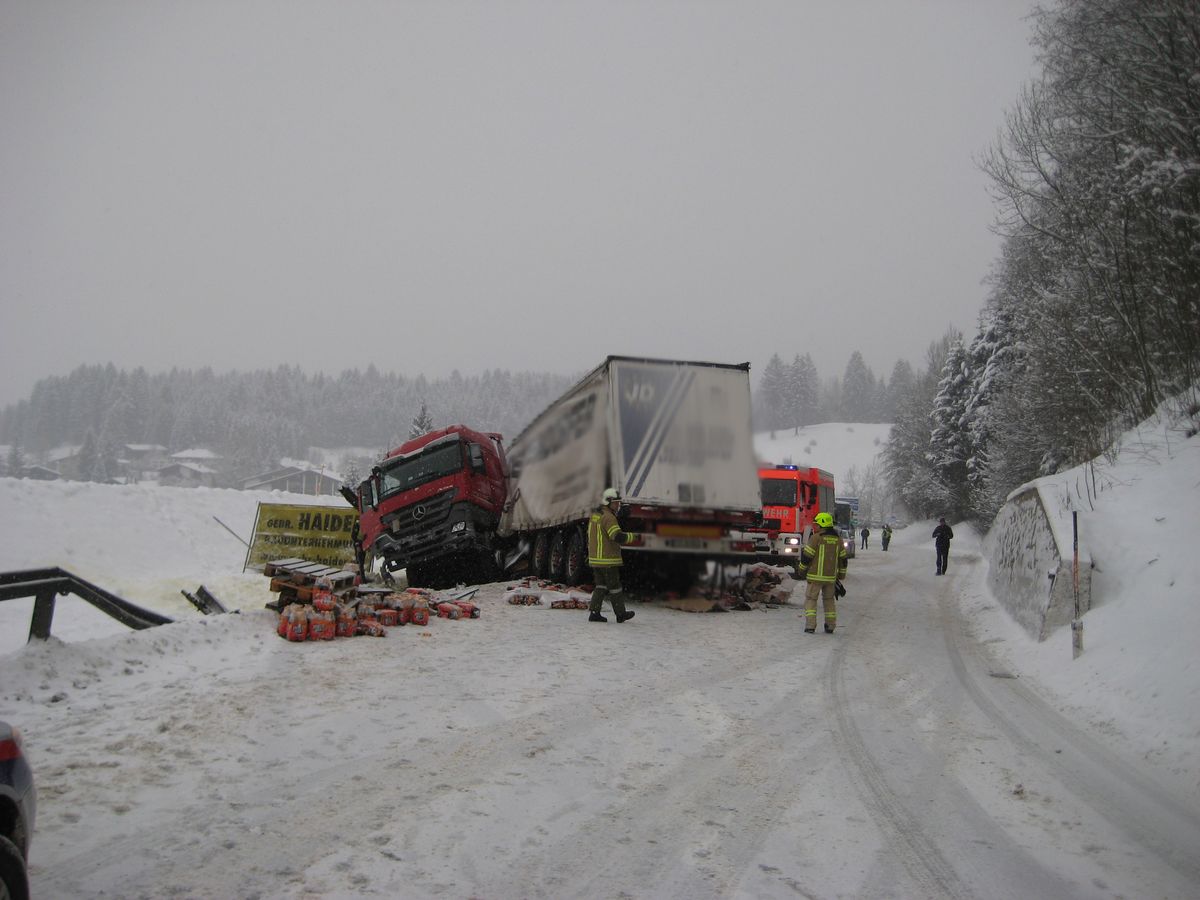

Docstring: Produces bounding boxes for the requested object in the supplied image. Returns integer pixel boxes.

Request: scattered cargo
[263,558,481,640]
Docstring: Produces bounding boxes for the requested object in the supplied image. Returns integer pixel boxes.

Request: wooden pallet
[263,558,357,606]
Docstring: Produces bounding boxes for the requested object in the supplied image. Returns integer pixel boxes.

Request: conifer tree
[792,354,820,430]
[927,339,973,518]
[758,355,788,435]
[5,441,23,477]
[410,402,434,439]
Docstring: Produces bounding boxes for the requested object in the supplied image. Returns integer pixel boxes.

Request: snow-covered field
[0,413,1197,898]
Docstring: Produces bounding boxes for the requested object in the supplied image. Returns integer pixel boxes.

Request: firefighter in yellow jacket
[796,512,848,633]
[587,488,637,623]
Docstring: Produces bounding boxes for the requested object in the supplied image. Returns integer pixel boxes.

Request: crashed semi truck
[343,356,763,589]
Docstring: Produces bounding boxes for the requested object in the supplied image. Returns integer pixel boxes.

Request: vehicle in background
[346,357,763,590]
[834,498,857,559]
[0,721,36,900]
[749,465,836,567]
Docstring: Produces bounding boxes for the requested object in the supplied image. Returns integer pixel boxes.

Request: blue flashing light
[774,464,798,470]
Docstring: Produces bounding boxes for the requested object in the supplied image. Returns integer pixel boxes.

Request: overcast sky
[1,1,1038,409]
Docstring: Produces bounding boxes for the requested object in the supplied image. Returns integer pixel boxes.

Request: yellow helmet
[814,512,834,528]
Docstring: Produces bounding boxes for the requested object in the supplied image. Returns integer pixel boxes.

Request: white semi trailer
[499,355,762,589]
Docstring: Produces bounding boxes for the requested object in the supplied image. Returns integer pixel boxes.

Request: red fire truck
[752,464,836,567]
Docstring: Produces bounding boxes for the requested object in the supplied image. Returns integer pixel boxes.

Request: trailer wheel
[532,531,551,578]
[564,528,589,586]
[548,529,568,582]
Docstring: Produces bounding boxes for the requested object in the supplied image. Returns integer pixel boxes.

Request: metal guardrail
[0,568,174,644]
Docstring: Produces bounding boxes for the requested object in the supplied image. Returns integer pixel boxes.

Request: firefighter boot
[589,586,608,621]
[610,589,631,623]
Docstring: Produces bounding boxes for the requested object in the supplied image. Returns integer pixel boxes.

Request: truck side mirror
[468,443,486,474]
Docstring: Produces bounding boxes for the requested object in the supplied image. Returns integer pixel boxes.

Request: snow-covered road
[8,525,1200,898]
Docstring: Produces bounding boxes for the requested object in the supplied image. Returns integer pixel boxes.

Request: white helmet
[602,488,621,503]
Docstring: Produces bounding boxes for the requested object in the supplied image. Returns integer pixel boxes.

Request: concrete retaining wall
[985,486,1092,641]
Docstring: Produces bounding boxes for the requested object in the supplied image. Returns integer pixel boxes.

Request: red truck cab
[344,425,508,583]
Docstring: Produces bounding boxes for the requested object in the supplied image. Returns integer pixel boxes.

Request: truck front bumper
[373,505,496,570]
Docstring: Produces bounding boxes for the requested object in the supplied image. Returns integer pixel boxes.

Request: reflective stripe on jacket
[588,507,628,567]
[797,529,848,582]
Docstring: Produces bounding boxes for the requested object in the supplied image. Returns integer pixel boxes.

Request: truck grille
[382,491,455,541]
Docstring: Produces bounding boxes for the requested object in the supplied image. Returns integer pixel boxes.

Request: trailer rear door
[608,359,759,512]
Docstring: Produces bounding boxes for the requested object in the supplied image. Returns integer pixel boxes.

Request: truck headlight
[784,537,800,545]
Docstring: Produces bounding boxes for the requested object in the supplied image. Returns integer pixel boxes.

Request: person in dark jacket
[932,517,954,575]
[587,488,637,623]
[860,526,870,549]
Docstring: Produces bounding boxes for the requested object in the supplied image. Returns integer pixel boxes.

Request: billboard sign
[243,503,359,572]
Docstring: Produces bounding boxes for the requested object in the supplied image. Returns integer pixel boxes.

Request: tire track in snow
[935,580,1200,888]
[826,616,969,899]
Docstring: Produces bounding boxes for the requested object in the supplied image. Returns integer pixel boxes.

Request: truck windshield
[834,503,852,530]
[379,443,464,498]
[760,478,797,506]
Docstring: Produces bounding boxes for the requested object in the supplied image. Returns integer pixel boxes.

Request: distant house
[47,444,84,480]
[241,465,344,496]
[18,464,61,481]
[123,443,168,482]
[157,462,220,488]
[170,448,223,467]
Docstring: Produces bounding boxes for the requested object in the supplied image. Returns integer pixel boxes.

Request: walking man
[587,488,637,623]
[797,512,848,633]
[933,517,954,575]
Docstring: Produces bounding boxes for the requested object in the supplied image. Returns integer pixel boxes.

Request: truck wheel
[564,528,589,586]
[532,531,551,578]
[473,552,500,585]
[548,529,568,583]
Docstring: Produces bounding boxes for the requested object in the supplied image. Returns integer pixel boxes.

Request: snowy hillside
[0,480,338,653]
[754,422,892,488]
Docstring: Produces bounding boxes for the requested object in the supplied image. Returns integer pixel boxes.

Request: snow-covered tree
[791,354,820,430]
[842,351,875,422]
[927,338,973,519]
[77,428,98,482]
[341,456,364,489]
[979,0,1200,477]
[5,441,23,477]
[882,360,915,423]
[409,402,434,439]
[882,331,957,518]
[758,354,788,435]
